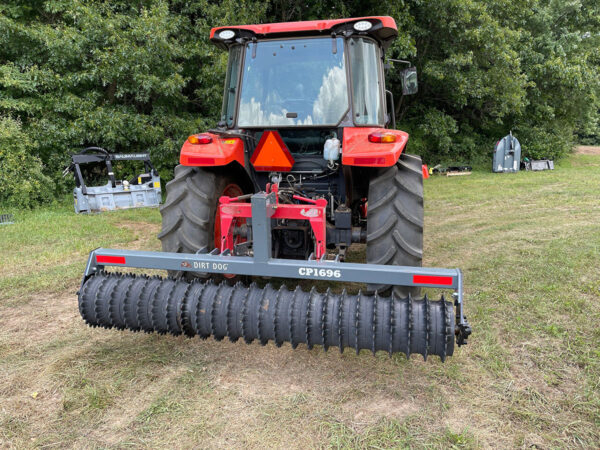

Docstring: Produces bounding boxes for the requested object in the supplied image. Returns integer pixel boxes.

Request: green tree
[1,0,598,206]
[0,116,53,207]
[510,0,600,158]
[270,0,600,162]
[0,0,267,195]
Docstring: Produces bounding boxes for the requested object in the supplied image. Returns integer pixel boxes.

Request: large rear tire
[366,153,424,297]
[158,165,245,280]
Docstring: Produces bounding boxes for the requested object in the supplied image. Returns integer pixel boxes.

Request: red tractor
[79,17,471,361]
[161,16,421,296]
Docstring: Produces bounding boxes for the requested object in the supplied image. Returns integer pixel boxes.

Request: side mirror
[401,67,418,95]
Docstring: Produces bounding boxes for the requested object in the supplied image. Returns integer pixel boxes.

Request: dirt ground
[0,289,442,447]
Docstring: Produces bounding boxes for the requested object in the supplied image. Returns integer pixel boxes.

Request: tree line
[1,0,599,207]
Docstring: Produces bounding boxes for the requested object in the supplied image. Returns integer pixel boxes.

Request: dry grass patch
[576,145,600,155]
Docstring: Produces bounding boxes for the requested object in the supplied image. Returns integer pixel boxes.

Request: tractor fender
[341,127,409,167]
[180,133,245,167]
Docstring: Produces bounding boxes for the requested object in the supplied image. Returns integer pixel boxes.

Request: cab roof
[210,16,398,51]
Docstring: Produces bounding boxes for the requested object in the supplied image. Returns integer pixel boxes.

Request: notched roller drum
[79,273,456,361]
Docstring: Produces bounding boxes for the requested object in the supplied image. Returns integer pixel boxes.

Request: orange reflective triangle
[250,130,295,172]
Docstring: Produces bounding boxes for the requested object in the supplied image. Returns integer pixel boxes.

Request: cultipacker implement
[79,16,472,360]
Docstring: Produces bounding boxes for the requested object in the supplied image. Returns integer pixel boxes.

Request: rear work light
[368,132,397,143]
[218,29,235,40]
[188,134,213,145]
[353,21,373,31]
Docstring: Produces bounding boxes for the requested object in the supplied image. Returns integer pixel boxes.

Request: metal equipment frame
[0,213,14,225]
[67,147,158,194]
[65,147,162,214]
[82,190,471,345]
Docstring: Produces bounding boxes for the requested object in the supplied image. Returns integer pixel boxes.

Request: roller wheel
[158,165,247,280]
[80,273,457,361]
[366,153,424,297]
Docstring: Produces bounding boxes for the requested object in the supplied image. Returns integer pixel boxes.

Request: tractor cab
[213,17,413,133]
[181,17,417,197]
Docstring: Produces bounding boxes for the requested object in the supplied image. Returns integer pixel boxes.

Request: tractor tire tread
[158,165,247,281]
[366,153,424,298]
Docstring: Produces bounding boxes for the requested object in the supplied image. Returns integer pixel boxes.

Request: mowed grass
[1,154,599,448]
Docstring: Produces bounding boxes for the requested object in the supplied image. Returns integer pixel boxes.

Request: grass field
[1,154,599,448]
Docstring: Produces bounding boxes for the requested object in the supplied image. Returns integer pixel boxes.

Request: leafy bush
[0,117,53,208]
[515,125,574,160]
[0,0,268,197]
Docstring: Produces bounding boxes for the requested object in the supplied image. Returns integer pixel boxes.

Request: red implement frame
[219,184,327,259]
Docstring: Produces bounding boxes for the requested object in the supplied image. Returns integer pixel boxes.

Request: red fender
[180,133,245,167]
[341,127,409,167]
